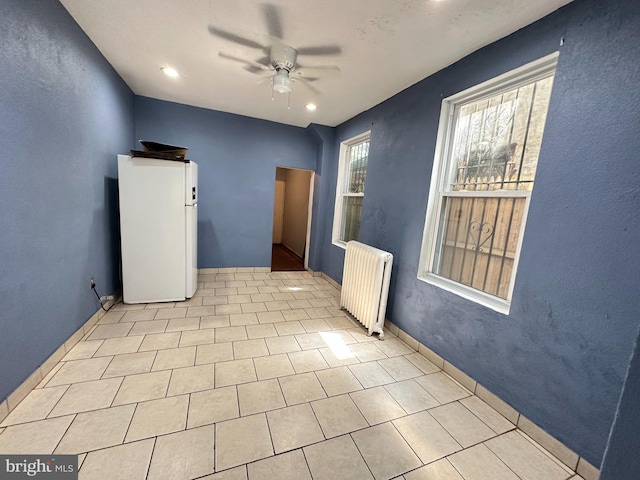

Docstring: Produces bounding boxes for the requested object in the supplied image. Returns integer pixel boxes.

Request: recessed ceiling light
[161,67,179,78]
[305,103,317,111]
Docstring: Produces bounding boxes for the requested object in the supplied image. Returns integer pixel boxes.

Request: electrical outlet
[90,278,95,289]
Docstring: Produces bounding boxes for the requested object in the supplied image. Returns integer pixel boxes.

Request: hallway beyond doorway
[271,244,305,271]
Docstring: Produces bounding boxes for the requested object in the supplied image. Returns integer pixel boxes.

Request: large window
[332,131,370,246]
[419,54,557,313]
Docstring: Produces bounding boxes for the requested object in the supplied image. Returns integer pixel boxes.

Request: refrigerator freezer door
[118,155,187,303]
[185,161,198,206]
[185,204,198,298]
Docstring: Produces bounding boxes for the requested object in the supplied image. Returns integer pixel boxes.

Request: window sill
[418,272,511,315]
[332,240,347,250]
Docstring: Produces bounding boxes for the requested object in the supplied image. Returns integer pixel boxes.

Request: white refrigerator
[117,154,198,304]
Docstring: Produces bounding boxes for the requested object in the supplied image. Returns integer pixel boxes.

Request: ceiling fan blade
[208,25,267,50]
[296,46,342,56]
[261,3,284,39]
[243,65,270,75]
[293,77,321,95]
[294,65,341,78]
[219,52,271,71]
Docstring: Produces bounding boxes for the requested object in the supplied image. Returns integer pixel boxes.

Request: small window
[332,131,371,247]
[418,53,558,313]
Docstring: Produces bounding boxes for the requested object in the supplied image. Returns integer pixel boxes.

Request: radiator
[340,241,393,340]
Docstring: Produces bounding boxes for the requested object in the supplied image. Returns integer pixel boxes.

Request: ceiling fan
[210,3,341,96]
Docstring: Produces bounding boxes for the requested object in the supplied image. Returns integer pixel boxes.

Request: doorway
[272,167,314,271]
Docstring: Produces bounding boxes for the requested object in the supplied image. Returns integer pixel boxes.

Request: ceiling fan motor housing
[270,44,298,72]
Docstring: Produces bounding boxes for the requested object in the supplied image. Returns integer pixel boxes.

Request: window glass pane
[434,196,527,299]
[346,140,369,194]
[341,196,363,242]
[448,75,553,192]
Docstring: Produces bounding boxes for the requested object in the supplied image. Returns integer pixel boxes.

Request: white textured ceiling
[60,0,572,128]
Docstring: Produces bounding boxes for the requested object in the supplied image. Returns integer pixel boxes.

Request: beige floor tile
[271,292,294,301]
[303,435,373,480]
[62,340,104,361]
[348,361,395,388]
[325,316,357,330]
[138,331,181,351]
[377,338,415,357]
[200,465,247,480]
[265,335,301,355]
[237,379,286,416]
[122,309,158,322]
[238,287,260,295]
[429,402,497,448]
[94,335,144,357]
[230,313,260,326]
[111,302,146,311]
[448,443,519,480]
[278,372,327,405]
[128,319,169,336]
[187,306,216,317]
[266,403,325,454]
[404,459,464,480]
[187,386,239,428]
[281,309,310,321]
[80,438,154,480]
[47,356,113,386]
[300,318,331,332]
[315,365,363,396]
[308,298,333,308]
[102,351,157,378]
[253,354,295,380]
[49,377,123,417]
[215,326,248,343]
[323,329,357,345]
[256,311,286,324]
[0,415,74,453]
[385,379,440,414]
[147,425,215,479]
[202,296,230,306]
[350,386,407,425]
[112,370,171,405]
[196,342,234,365]
[167,364,215,395]
[251,293,275,303]
[348,327,379,343]
[154,307,188,319]
[378,356,425,381]
[233,339,269,359]
[179,328,215,347]
[240,302,267,313]
[165,317,200,331]
[215,414,274,471]
[151,346,196,371]
[393,411,462,464]
[246,324,278,339]
[295,332,330,350]
[55,404,135,454]
[125,395,189,442]
[247,449,312,480]
[414,372,471,404]
[217,287,239,296]
[264,301,291,312]
[182,295,204,306]
[1,385,68,426]
[288,299,313,310]
[318,346,359,367]
[459,396,515,435]
[216,303,243,315]
[201,314,231,328]
[353,422,422,479]
[485,431,571,480]
[97,310,126,324]
[273,321,305,336]
[348,342,388,362]
[146,302,176,309]
[215,359,257,387]
[404,352,444,374]
[311,394,368,438]
[87,323,134,340]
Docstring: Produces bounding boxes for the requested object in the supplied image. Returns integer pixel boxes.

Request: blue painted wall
[321,0,640,465]
[134,97,319,268]
[0,0,134,401]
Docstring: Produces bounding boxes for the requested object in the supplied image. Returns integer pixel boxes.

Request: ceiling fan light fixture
[305,103,317,111]
[273,70,292,94]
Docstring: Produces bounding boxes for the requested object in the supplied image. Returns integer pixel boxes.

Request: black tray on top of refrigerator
[130,140,189,162]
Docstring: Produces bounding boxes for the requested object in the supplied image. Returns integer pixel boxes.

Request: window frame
[418,53,558,314]
[332,130,371,248]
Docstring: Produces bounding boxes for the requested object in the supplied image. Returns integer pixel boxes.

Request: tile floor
[0,271,585,480]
